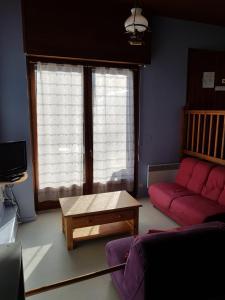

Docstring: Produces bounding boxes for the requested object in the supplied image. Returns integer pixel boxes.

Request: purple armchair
[106,222,225,300]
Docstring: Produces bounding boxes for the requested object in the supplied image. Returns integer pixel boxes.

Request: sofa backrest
[175,157,198,187]
[125,222,225,300]
[175,157,213,193]
[186,159,214,193]
[201,166,225,203]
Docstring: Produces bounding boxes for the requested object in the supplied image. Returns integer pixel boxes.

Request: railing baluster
[186,112,190,150]
[196,113,201,153]
[221,115,225,159]
[202,113,206,154]
[191,114,195,152]
[208,114,213,156]
[214,115,219,157]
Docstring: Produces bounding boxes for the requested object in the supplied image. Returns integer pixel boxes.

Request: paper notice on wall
[215,86,225,91]
[202,72,215,88]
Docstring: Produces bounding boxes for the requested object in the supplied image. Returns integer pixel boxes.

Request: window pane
[36,63,84,189]
[92,67,134,192]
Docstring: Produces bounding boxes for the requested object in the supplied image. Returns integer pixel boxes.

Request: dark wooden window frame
[27,56,140,211]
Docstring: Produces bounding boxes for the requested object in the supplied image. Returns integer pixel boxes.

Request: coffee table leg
[65,217,74,250]
[133,208,139,235]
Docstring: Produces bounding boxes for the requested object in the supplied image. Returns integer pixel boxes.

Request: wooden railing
[25,263,125,297]
[183,110,225,166]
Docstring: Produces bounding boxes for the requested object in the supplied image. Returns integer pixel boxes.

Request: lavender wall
[0,1,36,221]
[138,17,225,196]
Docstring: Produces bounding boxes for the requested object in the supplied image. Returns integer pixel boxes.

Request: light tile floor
[17,199,177,300]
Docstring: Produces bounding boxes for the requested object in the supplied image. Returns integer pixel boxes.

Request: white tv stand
[0,173,28,244]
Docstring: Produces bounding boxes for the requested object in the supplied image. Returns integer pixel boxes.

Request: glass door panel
[36,63,84,202]
[92,67,134,193]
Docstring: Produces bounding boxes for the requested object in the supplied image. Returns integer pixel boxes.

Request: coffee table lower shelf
[72,221,133,242]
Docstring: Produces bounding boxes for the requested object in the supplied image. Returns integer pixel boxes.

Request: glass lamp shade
[124,8,148,33]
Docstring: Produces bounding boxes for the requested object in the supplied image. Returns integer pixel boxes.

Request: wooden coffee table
[59,191,142,250]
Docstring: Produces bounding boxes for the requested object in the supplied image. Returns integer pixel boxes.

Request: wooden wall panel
[21,0,151,65]
[187,49,225,109]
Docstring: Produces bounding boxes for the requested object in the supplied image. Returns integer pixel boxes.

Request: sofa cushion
[149,182,195,210]
[175,157,198,187]
[218,189,225,206]
[201,166,225,202]
[186,160,213,193]
[170,195,225,225]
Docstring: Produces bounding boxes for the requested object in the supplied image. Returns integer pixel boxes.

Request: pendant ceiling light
[124,1,149,46]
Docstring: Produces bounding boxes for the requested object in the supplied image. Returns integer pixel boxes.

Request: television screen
[0,141,27,180]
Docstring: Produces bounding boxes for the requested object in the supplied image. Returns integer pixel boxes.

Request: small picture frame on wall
[202,71,215,88]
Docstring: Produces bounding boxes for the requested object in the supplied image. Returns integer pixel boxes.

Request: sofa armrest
[105,237,134,300]
[147,163,180,187]
[123,238,145,300]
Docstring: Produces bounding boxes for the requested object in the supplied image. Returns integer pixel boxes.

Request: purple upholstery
[149,157,225,225]
[106,222,225,300]
[105,236,133,300]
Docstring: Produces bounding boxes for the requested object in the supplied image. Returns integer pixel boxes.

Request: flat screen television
[0,141,27,181]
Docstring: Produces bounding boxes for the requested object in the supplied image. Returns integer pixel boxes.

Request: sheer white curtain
[36,63,84,202]
[92,67,134,193]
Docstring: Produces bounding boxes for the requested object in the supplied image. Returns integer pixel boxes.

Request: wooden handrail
[25,263,126,297]
[184,110,225,115]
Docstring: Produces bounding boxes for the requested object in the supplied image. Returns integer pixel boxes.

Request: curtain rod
[26,54,143,70]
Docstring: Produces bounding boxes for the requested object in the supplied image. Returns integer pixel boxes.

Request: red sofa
[148,157,225,225]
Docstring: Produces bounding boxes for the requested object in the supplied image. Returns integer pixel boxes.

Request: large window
[30,61,138,207]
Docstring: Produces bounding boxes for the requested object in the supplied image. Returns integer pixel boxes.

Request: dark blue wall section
[1,2,225,206]
[0,1,36,221]
[138,17,225,196]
